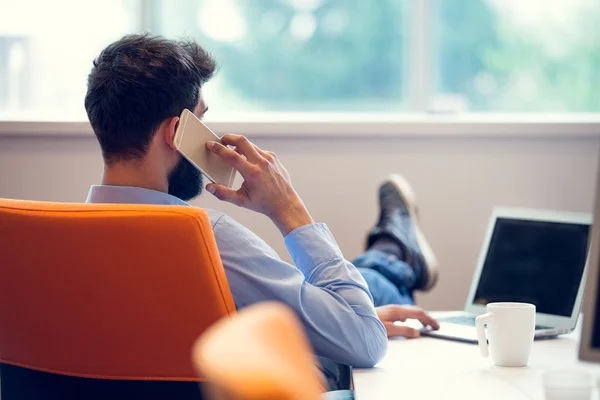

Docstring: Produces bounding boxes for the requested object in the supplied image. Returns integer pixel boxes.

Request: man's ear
[162,116,180,151]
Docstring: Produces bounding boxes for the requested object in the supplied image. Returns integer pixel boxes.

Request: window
[0,0,599,121]
[0,0,140,120]
[152,0,408,113]
[432,0,600,112]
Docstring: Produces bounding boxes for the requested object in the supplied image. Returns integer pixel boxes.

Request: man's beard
[167,157,203,202]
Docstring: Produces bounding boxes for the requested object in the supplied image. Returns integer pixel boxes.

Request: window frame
[2,114,600,139]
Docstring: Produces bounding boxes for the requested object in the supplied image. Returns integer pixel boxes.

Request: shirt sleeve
[211,215,388,368]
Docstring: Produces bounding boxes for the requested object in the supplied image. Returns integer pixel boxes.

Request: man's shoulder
[198,208,276,255]
[198,208,249,235]
[202,208,229,228]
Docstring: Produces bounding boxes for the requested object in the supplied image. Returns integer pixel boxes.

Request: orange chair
[192,302,326,400]
[0,198,236,400]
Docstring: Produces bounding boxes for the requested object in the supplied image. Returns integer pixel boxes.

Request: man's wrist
[272,199,314,236]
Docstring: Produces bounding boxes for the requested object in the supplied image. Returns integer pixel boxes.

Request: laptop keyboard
[438,315,552,330]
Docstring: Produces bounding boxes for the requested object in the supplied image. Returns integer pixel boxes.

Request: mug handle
[476,312,494,358]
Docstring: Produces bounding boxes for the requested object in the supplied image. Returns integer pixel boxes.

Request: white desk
[353,321,600,399]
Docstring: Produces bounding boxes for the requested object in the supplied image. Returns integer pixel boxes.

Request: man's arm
[211,213,387,367]
[205,135,387,367]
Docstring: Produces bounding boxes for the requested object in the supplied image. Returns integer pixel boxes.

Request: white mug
[475,302,535,367]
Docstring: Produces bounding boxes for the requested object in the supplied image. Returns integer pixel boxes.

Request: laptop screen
[473,217,590,317]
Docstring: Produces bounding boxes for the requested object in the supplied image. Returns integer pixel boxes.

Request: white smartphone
[173,109,237,188]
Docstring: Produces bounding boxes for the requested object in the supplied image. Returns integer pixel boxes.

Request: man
[84,34,439,370]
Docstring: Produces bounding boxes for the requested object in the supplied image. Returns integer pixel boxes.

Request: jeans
[352,249,417,306]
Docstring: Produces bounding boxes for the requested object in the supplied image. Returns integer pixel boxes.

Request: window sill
[1,113,600,138]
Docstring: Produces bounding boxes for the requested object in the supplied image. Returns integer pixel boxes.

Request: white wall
[1,132,598,310]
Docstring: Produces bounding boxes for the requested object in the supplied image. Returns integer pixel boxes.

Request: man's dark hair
[85,34,216,164]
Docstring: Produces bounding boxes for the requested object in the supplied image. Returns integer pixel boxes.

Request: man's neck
[102,160,168,194]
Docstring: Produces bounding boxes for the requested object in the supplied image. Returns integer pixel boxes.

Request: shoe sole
[387,174,439,291]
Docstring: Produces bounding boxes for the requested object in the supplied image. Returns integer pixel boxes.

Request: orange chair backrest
[192,302,325,400]
[0,199,235,382]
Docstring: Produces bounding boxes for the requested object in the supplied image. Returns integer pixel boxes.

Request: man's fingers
[206,184,246,207]
[207,141,252,176]
[377,305,439,329]
[251,143,276,160]
[220,134,261,162]
[420,314,440,330]
[400,307,439,329]
[383,322,421,338]
[379,305,419,322]
[413,313,439,330]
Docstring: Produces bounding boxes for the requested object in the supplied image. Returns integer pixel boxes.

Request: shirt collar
[86,185,190,206]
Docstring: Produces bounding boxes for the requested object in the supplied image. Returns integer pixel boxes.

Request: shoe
[366,174,439,291]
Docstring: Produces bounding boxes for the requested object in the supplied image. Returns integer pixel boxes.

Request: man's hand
[376,305,440,338]
[206,134,314,235]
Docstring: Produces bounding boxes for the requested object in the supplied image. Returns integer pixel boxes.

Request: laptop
[423,207,591,343]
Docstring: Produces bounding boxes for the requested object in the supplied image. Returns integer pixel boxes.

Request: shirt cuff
[284,223,344,277]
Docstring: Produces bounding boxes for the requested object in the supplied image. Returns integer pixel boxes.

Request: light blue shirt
[86,185,387,367]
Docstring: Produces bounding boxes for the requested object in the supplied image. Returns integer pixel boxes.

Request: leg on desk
[354,174,439,306]
[353,252,414,306]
